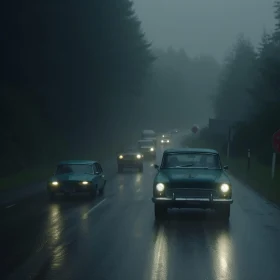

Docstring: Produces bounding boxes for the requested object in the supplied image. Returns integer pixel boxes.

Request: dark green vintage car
[152,148,233,221]
[47,160,106,200]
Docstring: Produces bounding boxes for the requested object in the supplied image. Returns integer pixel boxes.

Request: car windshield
[55,164,93,175]
[162,153,221,169]
[138,141,154,148]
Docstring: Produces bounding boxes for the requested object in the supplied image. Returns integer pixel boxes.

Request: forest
[0,0,220,178]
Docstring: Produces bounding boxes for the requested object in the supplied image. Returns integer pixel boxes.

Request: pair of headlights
[155,183,230,192]
[51,181,89,186]
[119,154,142,159]
[161,140,169,143]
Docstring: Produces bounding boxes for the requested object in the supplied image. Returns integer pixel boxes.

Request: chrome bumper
[152,197,233,204]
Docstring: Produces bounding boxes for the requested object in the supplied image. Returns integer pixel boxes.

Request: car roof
[164,148,219,154]
[58,160,97,165]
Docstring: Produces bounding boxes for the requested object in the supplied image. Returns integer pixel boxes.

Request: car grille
[165,188,218,198]
[167,181,215,189]
[123,155,137,160]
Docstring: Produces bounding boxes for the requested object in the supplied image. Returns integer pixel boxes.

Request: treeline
[141,47,221,130]
[0,0,154,176]
[212,1,280,164]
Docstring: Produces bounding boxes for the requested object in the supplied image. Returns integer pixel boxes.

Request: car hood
[155,168,229,184]
[49,173,94,182]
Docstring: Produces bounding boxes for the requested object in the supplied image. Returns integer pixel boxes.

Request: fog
[133,0,276,61]
[1,0,280,175]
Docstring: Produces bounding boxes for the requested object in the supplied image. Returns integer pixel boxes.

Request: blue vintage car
[47,160,106,199]
[152,148,233,221]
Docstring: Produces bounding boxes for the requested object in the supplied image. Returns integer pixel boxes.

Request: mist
[133,0,276,61]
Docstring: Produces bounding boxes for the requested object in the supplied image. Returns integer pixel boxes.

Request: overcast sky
[132,0,276,61]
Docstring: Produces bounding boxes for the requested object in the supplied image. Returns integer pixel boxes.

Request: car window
[56,164,94,174]
[161,153,221,169]
[93,164,98,173]
[96,163,103,173]
[138,140,153,147]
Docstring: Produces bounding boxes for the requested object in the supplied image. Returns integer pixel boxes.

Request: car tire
[99,186,104,195]
[48,192,55,200]
[90,185,98,199]
[118,165,123,173]
[217,205,230,221]
[154,204,167,220]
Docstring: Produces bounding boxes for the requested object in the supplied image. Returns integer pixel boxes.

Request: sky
[132,0,276,62]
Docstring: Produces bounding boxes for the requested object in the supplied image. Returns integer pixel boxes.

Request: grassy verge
[183,135,280,206]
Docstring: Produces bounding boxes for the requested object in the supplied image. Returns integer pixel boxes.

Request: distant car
[138,139,156,159]
[152,148,233,221]
[117,150,143,173]
[47,160,106,200]
[141,129,157,146]
[160,133,171,144]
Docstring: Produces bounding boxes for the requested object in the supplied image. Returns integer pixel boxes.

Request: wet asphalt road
[1,134,280,280]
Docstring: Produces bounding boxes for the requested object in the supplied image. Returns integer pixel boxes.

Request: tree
[213,35,257,121]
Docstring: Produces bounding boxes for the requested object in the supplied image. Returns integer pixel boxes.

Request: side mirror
[154,164,159,169]
[223,165,229,170]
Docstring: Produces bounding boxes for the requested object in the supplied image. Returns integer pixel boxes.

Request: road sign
[272,129,280,153]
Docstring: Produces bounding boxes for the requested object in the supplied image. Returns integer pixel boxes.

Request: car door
[95,162,106,188]
[92,163,101,189]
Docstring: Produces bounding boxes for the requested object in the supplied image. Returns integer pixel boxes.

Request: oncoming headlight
[167,140,169,143]
[221,183,229,192]
[150,147,154,151]
[162,135,165,137]
[161,140,164,143]
[82,181,89,185]
[51,181,59,186]
[156,183,165,192]
[136,154,141,159]
[119,155,123,159]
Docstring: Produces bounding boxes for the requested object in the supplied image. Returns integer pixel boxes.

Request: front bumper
[152,197,233,208]
[48,185,92,194]
[118,160,143,167]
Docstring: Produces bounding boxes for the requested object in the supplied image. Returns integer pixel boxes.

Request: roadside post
[247,149,250,171]
[272,129,280,179]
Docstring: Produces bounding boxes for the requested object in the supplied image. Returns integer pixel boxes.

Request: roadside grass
[182,135,280,206]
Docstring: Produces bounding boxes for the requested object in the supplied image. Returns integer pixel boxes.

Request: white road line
[6,204,15,209]
[82,199,106,219]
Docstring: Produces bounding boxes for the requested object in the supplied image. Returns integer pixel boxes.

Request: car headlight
[136,154,141,159]
[167,140,169,143]
[156,183,165,192]
[119,155,123,159]
[150,147,154,151]
[162,135,164,137]
[161,140,163,143]
[51,181,59,186]
[220,183,230,192]
[82,181,89,185]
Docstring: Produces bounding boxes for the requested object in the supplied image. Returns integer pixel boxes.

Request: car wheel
[154,204,167,220]
[217,205,230,221]
[48,192,55,200]
[90,185,98,199]
[118,165,123,173]
[99,185,104,195]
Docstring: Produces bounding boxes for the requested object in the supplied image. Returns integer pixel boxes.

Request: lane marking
[6,204,15,209]
[82,199,106,219]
